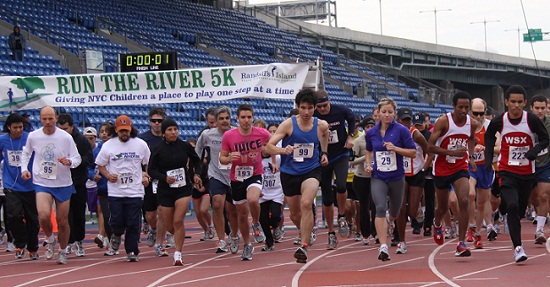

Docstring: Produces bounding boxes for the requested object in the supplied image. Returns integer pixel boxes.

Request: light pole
[363,0,383,35]
[419,7,452,44]
[471,18,500,52]
[505,26,524,58]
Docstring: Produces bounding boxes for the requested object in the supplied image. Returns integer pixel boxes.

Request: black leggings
[499,171,534,248]
[353,176,372,238]
[259,200,282,247]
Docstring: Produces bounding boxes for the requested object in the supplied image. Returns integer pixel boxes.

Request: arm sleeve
[187,142,202,175]
[484,116,503,164]
[365,131,373,152]
[21,135,32,173]
[147,148,165,182]
[346,107,356,136]
[528,113,549,154]
[402,127,416,150]
[67,137,82,169]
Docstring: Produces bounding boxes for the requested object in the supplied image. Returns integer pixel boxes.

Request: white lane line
[427,238,461,287]
[453,253,547,279]
[358,257,425,271]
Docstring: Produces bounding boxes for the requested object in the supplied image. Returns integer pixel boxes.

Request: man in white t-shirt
[21,106,82,264]
[96,115,151,262]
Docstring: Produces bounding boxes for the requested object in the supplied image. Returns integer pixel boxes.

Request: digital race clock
[119,51,177,72]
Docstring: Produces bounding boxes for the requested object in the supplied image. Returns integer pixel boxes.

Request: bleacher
[0,0,444,138]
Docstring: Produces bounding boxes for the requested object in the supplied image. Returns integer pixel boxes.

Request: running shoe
[15,248,25,259]
[354,233,362,242]
[362,236,370,245]
[473,234,483,249]
[535,230,547,244]
[378,244,390,261]
[514,245,527,263]
[165,232,175,248]
[337,216,349,237]
[206,227,215,240]
[433,222,445,245]
[146,229,157,247]
[0,229,5,243]
[241,243,254,261]
[104,247,120,256]
[252,223,266,243]
[455,241,471,257]
[261,244,274,251]
[273,227,283,243]
[466,226,475,242]
[126,252,139,262]
[155,244,169,257]
[94,235,104,248]
[64,244,73,255]
[293,234,302,245]
[327,232,337,250]
[142,222,150,234]
[6,242,15,252]
[294,246,307,263]
[75,241,85,257]
[423,226,432,237]
[43,239,56,260]
[395,242,407,254]
[309,226,317,246]
[173,252,183,266]
[229,236,239,254]
[487,225,498,241]
[200,231,210,241]
[57,250,68,264]
[444,226,455,239]
[103,237,110,249]
[111,235,121,251]
[29,252,39,260]
[216,240,228,253]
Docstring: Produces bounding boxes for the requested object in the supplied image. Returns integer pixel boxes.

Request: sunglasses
[472,111,485,117]
[150,119,163,123]
[316,103,328,108]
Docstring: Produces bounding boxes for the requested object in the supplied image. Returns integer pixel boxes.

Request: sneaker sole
[216,248,227,253]
[378,252,390,261]
[515,255,527,263]
[174,260,183,266]
[294,250,307,263]
[455,250,471,257]
[94,237,104,248]
[534,236,546,245]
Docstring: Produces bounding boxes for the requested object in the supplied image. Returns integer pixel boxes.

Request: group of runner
[1,85,549,266]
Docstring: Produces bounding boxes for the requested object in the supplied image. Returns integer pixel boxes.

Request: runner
[527,94,550,245]
[314,90,356,250]
[485,85,548,263]
[428,91,479,257]
[395,108,430,255]
[0,113,39,260]
[148,118,202,265]
[467,98,499,248]
[220,104,272,260]
[96,115,151,262]
[21,106,82,264]
[266,88,329,263]
[365,98,416,261]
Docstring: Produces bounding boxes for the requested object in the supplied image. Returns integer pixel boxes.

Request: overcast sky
[247,0,550,62]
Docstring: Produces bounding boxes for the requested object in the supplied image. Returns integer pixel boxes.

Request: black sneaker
[423,227,432,237]
[294,246,307,263]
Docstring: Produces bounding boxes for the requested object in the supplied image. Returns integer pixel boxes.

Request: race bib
[403,157,412,174]
[263,174,280,188]
[39,161,57,179]
[167,167,186,188]
[235,165,253,181]
[508,146,529,166]
[446,144,463,163]
[293,143,314,162]
[375,151,397,172]
[472,151,485,162]
[328,130,338,144]
[118,172,134,189]
[7,150,22,167]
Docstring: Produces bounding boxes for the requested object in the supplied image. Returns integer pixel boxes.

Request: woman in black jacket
[148,118,201,266]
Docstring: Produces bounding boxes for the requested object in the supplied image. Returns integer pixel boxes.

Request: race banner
[0,63,313,111]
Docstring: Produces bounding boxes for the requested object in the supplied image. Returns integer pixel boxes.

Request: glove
[525,149,539,161]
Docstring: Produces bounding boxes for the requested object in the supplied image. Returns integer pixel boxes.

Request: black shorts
[97,188,108,198]
[192,187,210,200]
[230,175,262,204]
[405,170,425,188]
[280,168,321,197]
[143,184,158,212]
[157,187,192,208]
[433,170,469,190]
[346,181,358,201]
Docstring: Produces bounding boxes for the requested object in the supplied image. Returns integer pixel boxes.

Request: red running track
[0,209,549,287]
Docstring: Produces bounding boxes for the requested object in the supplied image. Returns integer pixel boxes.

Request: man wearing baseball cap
[96,115,151,262]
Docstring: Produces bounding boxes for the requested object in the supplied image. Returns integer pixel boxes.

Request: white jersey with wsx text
[21,127,81,188]
[95,137,150,198]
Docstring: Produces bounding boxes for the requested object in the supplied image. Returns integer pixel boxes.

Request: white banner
[0,63,312,111]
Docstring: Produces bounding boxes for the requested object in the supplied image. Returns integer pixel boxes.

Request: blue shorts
[36,185,76,202]
[535,162,550,183]
[469,164,495,189]
[209,178,233,203]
